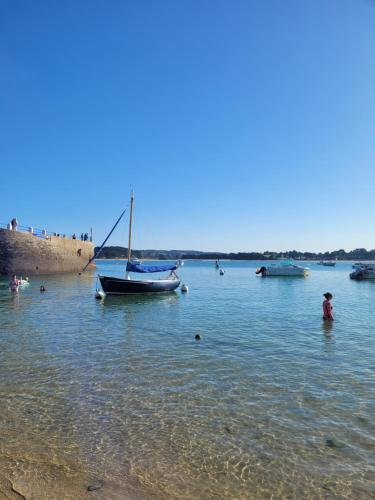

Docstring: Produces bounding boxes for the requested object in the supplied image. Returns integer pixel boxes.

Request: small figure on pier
[11,217,18,231]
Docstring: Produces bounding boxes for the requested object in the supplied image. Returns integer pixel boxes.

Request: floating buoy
[195,334,201,341]
[95,291,105,300]
[181,283,188,292]
[219,269,225,275]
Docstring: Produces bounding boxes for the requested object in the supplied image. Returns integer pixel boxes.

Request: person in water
[323,292,333,320]
[9,275,19,292]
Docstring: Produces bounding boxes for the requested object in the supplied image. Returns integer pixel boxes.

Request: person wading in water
[9,275,19,292]
[323,292,333,320]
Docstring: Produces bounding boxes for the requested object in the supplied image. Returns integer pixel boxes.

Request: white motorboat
[350,264,375,280]
[256,261,309,277]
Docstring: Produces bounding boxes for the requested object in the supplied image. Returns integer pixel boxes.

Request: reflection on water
[321,319,334,337]
[100,290,179,307]
[0,261,375,498]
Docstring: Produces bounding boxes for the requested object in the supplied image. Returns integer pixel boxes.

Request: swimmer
[9,275,19,292]
[40,285,46,292]
[323,292,333,320]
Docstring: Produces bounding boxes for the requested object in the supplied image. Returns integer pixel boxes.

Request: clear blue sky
[1,0,374,252]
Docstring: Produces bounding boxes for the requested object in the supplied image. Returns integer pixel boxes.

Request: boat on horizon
[98,192,181,295]
[317,261,336,267]
[255,260,309,277]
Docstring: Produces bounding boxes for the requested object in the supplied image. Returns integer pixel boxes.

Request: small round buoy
[95,291,105,300]
[181,284,188,292]
[195,334,201,341]
[219,269,225,275]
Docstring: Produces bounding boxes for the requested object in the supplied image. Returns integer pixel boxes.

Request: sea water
[0,260,374,499]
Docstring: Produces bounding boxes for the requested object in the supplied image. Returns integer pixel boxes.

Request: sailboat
[98,192,181,295]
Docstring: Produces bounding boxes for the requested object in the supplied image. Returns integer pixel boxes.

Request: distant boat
[317,261,336,267]
[98,192,181,295]
[255,260,309,277]
[350,264,375,280]
[352,262,367,270]
[215,259,220,269]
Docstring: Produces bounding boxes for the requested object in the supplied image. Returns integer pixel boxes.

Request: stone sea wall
[0,229,96,275]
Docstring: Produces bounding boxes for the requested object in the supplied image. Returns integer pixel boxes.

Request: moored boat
[352,262,367,270]
[256,261,309,277]
[99,271,180,294]
[98,192,181,295]
[350,264,375,280]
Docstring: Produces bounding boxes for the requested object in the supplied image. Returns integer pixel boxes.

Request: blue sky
[1,0,374,252]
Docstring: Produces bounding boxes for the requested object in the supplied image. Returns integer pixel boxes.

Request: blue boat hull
[98,275,180,295]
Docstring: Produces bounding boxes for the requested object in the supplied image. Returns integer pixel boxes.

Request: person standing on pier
[11,217,18,231]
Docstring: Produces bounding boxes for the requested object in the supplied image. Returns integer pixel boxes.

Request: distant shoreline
[94,246,375,261]
[94,257,374,262]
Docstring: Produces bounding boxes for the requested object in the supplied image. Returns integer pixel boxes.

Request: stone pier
[0,229,96,275]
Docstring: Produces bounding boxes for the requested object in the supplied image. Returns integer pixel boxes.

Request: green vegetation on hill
[95,246,375,261]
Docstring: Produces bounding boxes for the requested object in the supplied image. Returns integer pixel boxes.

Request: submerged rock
[88,480,104,492]
[325,437,345,449]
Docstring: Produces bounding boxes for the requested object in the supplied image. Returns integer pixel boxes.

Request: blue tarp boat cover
[126,262,178,273]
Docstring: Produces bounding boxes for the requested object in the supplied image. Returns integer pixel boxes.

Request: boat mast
[126,191,134,278]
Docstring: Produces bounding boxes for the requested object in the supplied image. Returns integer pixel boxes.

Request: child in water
[323,292,333,320]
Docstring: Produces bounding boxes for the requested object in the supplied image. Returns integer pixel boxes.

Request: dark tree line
[95,246,375,261]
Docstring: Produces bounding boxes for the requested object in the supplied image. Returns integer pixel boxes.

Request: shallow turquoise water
[0,260,375,498]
